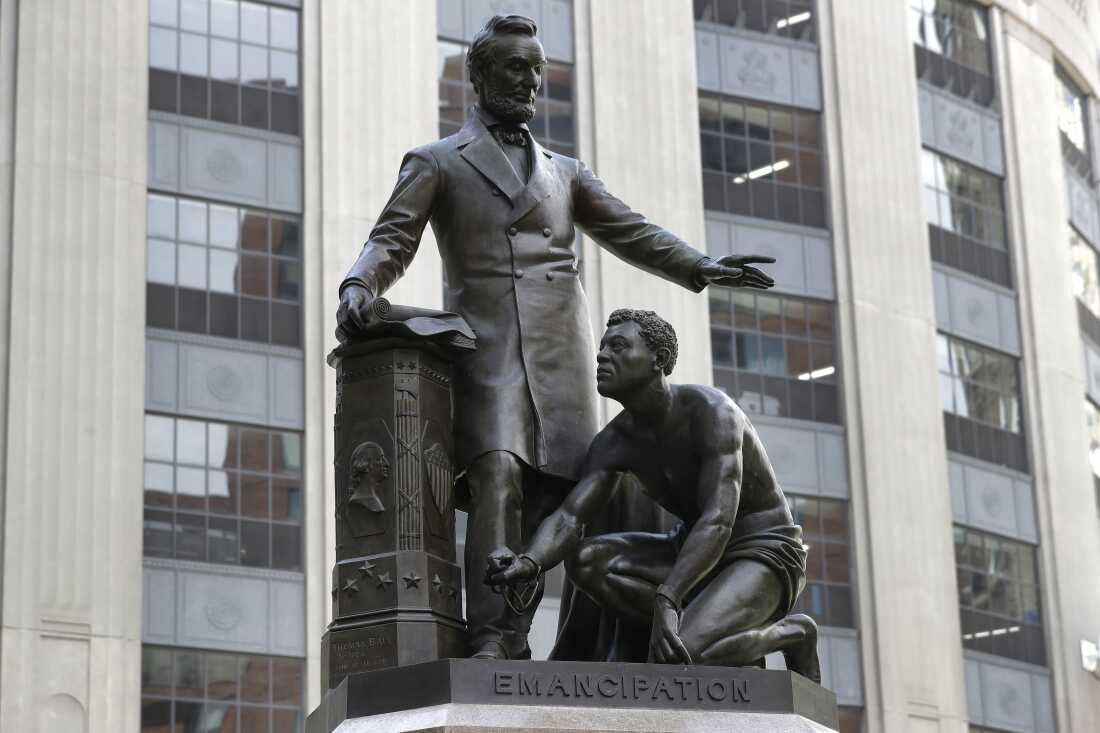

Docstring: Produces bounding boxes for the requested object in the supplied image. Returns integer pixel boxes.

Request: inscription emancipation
[493,671,751,704]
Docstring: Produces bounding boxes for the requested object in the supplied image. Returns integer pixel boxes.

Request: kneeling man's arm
[486,469,624,587]
[656,411,743,611]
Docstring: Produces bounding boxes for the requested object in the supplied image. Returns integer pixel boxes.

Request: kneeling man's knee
[566,537,616,591]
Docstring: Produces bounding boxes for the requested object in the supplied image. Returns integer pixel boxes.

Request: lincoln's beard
[483,86,536,123]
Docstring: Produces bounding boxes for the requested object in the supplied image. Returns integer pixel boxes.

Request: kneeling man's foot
[471,639,509,660]
[778,613,821,684]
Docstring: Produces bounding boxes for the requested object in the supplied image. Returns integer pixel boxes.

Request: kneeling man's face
[596,321,658,399]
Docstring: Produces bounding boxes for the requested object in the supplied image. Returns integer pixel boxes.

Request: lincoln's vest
[343,110,706,483]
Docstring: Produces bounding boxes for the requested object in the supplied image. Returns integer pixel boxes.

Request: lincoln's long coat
[343,111,706,481]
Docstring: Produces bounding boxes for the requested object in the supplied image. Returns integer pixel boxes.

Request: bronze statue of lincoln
[336,15,775,660]
[486,310,819,681]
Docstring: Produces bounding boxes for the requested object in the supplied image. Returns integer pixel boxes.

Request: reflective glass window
[937,333,1021,434]
[1056,65,1091,179]
[699,93,826,228]
[710,290,839,424]
[1070,228,1100,319]
[789,496,854,628]
[144,194,302,347]
[954,526,1045,665]
[923,149,1011,287]
[910,0,996,108]
[143,414,303,570]
[141,646,303,732]
[694,0,817,44]
[148,0,300,135]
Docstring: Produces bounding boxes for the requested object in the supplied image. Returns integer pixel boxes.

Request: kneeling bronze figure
[487,309,820,682]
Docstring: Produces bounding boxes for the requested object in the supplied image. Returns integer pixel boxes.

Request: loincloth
[671,522,808,622]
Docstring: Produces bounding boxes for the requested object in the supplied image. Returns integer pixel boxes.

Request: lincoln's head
[466,14,545,124]
[596,309,678,399]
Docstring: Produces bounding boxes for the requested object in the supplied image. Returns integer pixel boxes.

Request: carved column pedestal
[322,337,467,692]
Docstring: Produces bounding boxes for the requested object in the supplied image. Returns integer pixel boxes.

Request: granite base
[307,659,838,733]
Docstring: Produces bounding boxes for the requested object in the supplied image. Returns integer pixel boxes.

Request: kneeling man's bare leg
[565,532,677,627]
[679,560,821,683]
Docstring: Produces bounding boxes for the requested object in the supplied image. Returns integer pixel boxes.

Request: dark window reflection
[142,414,303,571]
[141,646,303,732]
[954,526,1045,665]
[910,0,996,109]
[789,496,854,628]
[699,93,826,228]
[710,289,839,424]
[145,194,302,348]
[695,0,817,44]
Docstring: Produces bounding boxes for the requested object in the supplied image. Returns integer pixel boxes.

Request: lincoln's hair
[466,14,539,93]
[606,309,679,376]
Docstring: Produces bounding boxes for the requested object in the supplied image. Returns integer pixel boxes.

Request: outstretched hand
[699,254,776,290]
[484,547,539,589]
[648,595,693,665]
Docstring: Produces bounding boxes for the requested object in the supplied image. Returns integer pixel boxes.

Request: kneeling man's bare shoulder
[679,384,749,447]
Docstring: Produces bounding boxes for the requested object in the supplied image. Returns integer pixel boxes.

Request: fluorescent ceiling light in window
[732,159,790,184]
[776,11,812,29]
[797,365,835,382]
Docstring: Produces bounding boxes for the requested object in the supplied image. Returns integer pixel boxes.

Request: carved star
[402,572,422,589]
[342,578,359,595]
[376,572,393,590]
[432,574,445,593]
[357,560,376,578]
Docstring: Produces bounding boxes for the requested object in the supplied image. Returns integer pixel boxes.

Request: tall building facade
[0,2,1098,732]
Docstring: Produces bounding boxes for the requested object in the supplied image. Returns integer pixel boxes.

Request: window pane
[143,646,174,695]
[210,38,239,81]
[271,658,302,705]
[209,249,239,294]
[144,462,174,506]
[271,524,301,570]
[149,27,179,71]
[176,419,206,465]
[241,43,268,85]
[270,50,298,91]
[147,238,177,285]
[270,8,298,50]
[180,0,208,33]
[145,414,175,461]
[206,653,239,700]
[150,0,179,27]
[209,204,240,248]
[240,1,268,45]
[211,0,239,38]
[179,32,208,77]
[240,656,270,703]
[240,255,269,297]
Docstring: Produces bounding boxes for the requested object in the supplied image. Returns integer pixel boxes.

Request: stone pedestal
[307,660,838,733]
[322,338,469,692]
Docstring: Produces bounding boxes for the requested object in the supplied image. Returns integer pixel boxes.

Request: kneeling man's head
[597,309,678,399]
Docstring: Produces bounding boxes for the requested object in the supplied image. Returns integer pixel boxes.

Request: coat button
[545,272,556,281]
[542,227,552,237]
[508,226,518,236]
[514,269,525,279]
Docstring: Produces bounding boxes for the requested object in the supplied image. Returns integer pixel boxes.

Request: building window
[1071,227,1100,319]
[146,193,302,347]
[938,333,1027,472]
[954,527,1045,666]
[149,0,301,135]
[437,40,576,156]
[922,150,1011,287]
[1085,400,1100,512]
[143,414,303,571]
[789,496,853,628]
[141,645,303,732]
[1055,66,1091,181]
[909,0,995,108]
[693,0,817,44]
[710,290,839,424]
[838,707,864,733]
[700,94,826,229]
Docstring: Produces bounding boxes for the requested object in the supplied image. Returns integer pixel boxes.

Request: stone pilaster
[821,1,969,730]
[0,1,148,731]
